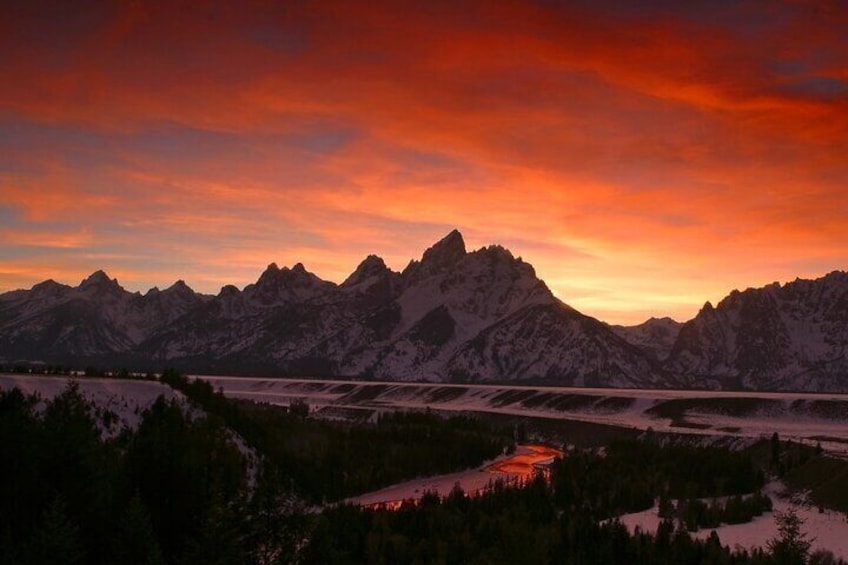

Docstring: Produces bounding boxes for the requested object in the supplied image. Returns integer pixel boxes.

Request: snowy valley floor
[199,376,848,455]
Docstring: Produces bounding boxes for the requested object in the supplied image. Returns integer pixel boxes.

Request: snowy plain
[197,376,848,454]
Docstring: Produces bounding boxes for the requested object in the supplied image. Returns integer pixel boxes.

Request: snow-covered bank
[0,373,183,433]
[0,373,262,485]
[619,482,848,560]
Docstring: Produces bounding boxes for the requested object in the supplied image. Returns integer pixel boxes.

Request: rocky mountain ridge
[667,271,848,391]
[1,231,846,391]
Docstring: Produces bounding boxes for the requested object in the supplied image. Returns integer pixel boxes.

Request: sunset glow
[2,1,846,324]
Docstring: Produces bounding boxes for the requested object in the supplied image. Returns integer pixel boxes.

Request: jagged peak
[473,244,525,268]
[243,261,335,305]
[253,264,281,288]
[342,255,390,287]
[79,270,122,292]
[257,262,315,282]
[469,244,543,284]
[361,254,386,268]
[421,229,466,265]
[81,269,109,284]
[32,278,66,291]
[163,279,194,295]
[402,230,467,282]
[401,259,419,275]
[443,228,464,241]
[823,269,848,281]
[479,244,513,258]
[218,284,241,297]
[27,279,71,300]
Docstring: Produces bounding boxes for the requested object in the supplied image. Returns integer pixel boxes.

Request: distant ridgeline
[2,230,848,392]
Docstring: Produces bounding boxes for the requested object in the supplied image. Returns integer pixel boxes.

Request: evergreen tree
[768,508,813,565]
[110,494,164,565]
[22,496,85,565]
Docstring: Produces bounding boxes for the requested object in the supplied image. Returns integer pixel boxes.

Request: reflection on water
[358,443,563,511]
[486,444,561,478]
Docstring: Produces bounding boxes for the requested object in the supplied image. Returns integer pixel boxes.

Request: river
[348,444,562,510]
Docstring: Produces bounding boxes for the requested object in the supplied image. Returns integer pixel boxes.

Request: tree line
[1,373,843,564]
[160,369,513,503]
[0,379,351,564]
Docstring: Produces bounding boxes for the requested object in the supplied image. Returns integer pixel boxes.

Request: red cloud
[1,1,847,323]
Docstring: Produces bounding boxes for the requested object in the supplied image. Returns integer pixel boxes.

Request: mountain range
[1,230,846,391]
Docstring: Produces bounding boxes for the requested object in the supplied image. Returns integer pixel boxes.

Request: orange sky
[1,1,847,324]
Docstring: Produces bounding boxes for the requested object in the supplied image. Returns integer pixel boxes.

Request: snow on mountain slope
[448,303,665,387]
[666,272,848,391]
[104,230,657,386]
[365,234,563,381]
[3,233,846,391]
[242,262,337,307]
[0,272,210,358]
[0,230,657,386]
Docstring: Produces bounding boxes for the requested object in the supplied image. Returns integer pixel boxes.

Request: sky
[1,1,847,325]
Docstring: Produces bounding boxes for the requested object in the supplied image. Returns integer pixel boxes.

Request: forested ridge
[0,373,843,564]
[159,370,513,503]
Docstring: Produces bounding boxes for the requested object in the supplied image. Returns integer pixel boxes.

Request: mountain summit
[79,270,123,294]
[421,229,466,267]
[403,229,467,283]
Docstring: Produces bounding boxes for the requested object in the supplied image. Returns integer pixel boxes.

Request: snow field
[0,373,183,434]
[619,482,848,560]
[200,376,848,455]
